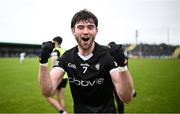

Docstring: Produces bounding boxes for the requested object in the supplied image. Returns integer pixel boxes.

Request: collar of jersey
[77,52,93,61]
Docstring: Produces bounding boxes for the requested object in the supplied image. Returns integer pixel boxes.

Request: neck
[55,45,60,48]
[78,42,95,56]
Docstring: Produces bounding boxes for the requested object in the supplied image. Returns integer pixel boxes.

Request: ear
[71,28,75,35]
[96,27,98,34]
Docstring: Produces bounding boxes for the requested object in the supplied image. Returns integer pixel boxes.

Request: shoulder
[60,47,66,51]
[59,45,77,59]
[93,42,111,57]
[53,48,61,54]
[94,42,109,53]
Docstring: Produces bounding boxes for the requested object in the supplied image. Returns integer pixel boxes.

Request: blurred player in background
[38,9,134,113]
[19,52,26,64]
[108,41,136,114]
[46,36,68,114]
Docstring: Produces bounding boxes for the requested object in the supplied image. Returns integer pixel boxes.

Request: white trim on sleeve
[53,66,65,73]
[119,65,128,72]
[110,67,119,74]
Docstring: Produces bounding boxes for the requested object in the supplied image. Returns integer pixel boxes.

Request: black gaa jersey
[54,42,118,113]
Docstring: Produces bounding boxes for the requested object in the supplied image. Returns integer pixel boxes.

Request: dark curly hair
[71,9,98,28]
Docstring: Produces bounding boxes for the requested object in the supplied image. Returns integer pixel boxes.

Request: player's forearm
[38,65,54,97]
[118,70,134,103]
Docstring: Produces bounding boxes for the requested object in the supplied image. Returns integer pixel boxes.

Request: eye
[77,25,84,30]
[87,25,95,30]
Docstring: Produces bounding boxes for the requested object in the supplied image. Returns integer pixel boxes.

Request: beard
[75,36,95,50]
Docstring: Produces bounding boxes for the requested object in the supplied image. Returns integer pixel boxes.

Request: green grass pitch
[0,58,180,113]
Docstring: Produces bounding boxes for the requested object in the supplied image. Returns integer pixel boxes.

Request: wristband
[119,65,128,72]
[39,63,48,67]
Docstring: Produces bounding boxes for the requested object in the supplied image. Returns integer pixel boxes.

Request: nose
[82,27,89,35]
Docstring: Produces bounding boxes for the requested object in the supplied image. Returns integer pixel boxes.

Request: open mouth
[82,37,90,42]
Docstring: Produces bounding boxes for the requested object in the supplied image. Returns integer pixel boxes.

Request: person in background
[38,9,134,113]
[19,52,26,64]
[46,36,68,114]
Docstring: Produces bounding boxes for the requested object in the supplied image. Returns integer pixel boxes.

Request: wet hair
[71,9,98,28]
[53,36,62,45]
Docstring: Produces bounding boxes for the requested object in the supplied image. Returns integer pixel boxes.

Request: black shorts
[57,79,68,89]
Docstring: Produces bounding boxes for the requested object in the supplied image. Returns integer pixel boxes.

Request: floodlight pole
[167,27,170,59]
[136,29,141,58]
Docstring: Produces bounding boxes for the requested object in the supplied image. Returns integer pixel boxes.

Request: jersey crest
[95,63,100,70]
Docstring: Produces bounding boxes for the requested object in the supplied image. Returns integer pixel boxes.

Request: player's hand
[39,41,55,63]
[109,43,127,67]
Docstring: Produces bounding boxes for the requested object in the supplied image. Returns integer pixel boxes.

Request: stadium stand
[0,42,179,58]
[172,47,180,58]
[124,43,179,58]
[0,42,41,57]
[127,44,137,52]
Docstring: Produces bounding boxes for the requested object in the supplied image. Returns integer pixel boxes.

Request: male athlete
[38,9,134,113]
[19,52,26,64]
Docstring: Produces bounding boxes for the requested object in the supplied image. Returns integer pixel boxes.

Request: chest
[67,61,107,79]
[64,50,113,88]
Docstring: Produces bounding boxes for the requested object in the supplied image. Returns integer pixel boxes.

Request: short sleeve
[106,52,119,73]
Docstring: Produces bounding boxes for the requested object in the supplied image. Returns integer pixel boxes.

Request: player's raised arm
[38,41,64,97]
[110,69,133,103]
[108,42,134,103]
